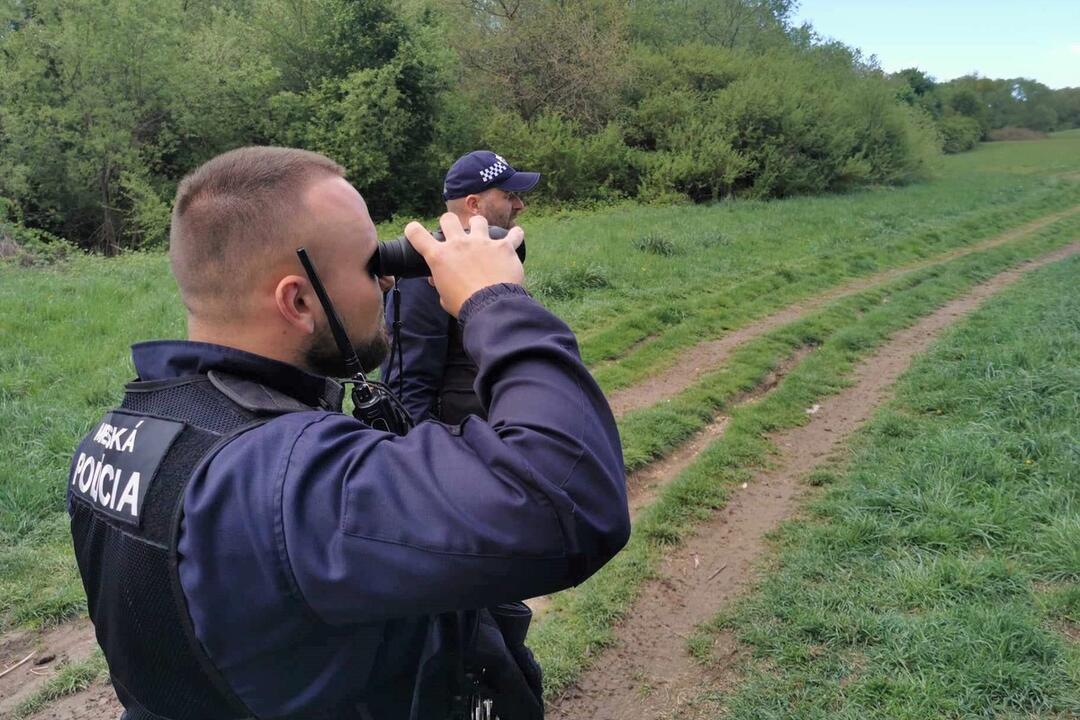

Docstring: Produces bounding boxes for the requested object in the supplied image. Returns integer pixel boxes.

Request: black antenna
[296,248,362,378]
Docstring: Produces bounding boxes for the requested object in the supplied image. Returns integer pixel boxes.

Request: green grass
[616,215,1078,473]
[390,136,1080,393]
[11,649,107,719]
[688,256,1080,718]
[2,134,1080,632]
[528,218,1079,697]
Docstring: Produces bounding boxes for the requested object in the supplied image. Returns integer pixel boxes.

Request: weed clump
[633,233,682,256]
[530,264,611,301]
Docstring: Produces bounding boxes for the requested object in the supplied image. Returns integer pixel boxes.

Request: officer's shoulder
[201,410,368,484]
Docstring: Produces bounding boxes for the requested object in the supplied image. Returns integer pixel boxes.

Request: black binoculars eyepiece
[369,226,525,279]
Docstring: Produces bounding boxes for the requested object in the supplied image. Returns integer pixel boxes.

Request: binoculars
[369,226,526,279]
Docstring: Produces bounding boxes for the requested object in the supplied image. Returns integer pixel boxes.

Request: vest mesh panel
[70,378,258,719]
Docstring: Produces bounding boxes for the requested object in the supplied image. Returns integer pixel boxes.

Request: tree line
[1,0,1077,255]
[895,68,1080,153]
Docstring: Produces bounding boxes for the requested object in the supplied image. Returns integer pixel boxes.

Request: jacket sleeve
[216,284,629,625]
[381,277,449,423]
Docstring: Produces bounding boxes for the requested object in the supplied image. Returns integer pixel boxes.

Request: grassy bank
[691,256,1080,718]
[529,219,1078,696]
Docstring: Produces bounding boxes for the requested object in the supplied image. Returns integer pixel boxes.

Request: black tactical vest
[68,371,336,720]
[438,319,486,425]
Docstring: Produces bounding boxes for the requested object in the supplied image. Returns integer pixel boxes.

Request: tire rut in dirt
[605,205,1080,418]
[549,242,1080,720]
[525,346,813,617]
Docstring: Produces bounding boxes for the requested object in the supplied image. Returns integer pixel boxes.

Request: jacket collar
[131,340,343,411]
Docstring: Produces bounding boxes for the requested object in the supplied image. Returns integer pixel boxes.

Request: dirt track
[549,242,1080,720]
[2,231,1077,719]
[605,204,1080,417]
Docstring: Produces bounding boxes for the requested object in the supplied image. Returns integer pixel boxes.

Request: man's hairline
[172,167,351,320]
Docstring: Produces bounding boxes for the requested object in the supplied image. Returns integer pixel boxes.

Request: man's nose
[378,275,396,293]
[512,196,525,211]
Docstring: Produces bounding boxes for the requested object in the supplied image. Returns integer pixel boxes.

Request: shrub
[937,115,983,153]
[0,221,76,266]
[481,112,641,203]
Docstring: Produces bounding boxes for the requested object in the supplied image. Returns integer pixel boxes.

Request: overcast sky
[792,0,1079,89]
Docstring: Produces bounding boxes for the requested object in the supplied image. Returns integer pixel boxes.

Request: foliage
[1,0,1076,252]
[481,112,641,202]
[894,67,1080,152]
[937,115,982,154]
[451,0,630,128]
[0,0,449,253]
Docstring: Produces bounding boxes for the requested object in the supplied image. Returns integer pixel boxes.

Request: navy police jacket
[137,284,628,716]
[381,276,472,423]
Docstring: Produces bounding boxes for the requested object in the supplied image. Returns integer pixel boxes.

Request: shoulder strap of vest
[208,370,328,414]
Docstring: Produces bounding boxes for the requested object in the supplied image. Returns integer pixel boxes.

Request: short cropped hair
[169,146,345,319]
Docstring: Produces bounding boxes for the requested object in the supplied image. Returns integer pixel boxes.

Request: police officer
[67,147,629,719]
[383,150,540,423]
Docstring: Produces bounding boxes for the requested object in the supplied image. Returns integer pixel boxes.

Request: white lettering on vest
[97,464,115,506]
[115,472,140,518]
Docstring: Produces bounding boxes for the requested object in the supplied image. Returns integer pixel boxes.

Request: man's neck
[187,319,307,372]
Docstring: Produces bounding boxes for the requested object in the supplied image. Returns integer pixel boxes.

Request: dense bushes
[5,0,1066,254]
[0,0,450,254]
[478,43,939,203]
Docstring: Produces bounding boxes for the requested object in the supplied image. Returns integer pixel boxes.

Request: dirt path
[606,205,1080,417]
[549,242,1080,720]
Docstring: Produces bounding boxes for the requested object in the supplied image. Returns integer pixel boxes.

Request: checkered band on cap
[479,155,509,184]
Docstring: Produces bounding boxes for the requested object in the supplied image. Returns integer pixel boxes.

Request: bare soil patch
[606,205,1080,417]
[22,682,122,720]
[0,619,104,717]
[549,242,1080,720]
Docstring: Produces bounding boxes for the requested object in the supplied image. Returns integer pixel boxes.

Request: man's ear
[275,275,317,334]
[464,194,482,215]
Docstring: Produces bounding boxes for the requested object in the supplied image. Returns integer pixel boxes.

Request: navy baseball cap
[442,150,541,201]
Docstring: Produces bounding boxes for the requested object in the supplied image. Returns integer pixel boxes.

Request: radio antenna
[296,248,363,378]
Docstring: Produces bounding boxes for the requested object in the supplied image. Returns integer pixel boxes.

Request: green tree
[0,0,449,251]
[449,0,631,127]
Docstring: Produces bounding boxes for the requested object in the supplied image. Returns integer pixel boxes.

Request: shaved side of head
[445,196,470,216]
[169,146,345,321]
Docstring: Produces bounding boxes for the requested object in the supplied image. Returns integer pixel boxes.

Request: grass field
[528,218,1079,696]
[2,133,1080,714]
[687,255,1080,718]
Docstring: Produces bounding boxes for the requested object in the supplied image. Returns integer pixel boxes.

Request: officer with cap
[67,146,628,719]
[383,150,540,423]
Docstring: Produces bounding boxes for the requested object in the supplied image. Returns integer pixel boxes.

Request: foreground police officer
[67,147,629,719]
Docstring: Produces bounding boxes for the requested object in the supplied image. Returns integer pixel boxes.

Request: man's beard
[304,321,389,378]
